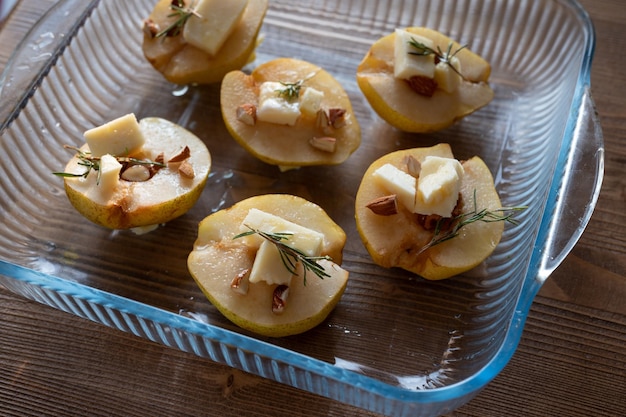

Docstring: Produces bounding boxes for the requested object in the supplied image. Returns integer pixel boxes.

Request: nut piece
[272,284,290,314]
[406,75,438,97]
[149,152,165,177]
[328,108,347,129]
[230,268,250,295]
[236,104,257,126]
[315,108,332,134]
[143,19,159,38]
[366,194,398,216]
[403,155,421,178]
[121,165,151,182]
[178,160,195,179]
[168,146,191,163]
[315,108,348,134]
[416,193,464,230]
[309,136,337,153]
[417,213,444,231]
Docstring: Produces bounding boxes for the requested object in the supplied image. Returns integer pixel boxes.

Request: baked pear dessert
[55,114,211,231]
[357,27,494,132]
[355,144,521,280]
[188,194,349,337]
[220,58,361,170]
[142,0,268,84]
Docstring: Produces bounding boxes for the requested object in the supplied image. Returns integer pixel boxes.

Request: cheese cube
[240,208,324,253]
[248,240,294,285]
[240,208,325,285]
[394,29,436,80]
[183,0,248,56]
[434,57,462,93]
[97,154,122,194]
[256,82,301,126]
[372,163,417,212]
[414,156,464,217]
[299,87,324,116]
[84,113,145,157]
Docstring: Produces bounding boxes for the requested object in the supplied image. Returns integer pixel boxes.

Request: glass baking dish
[0,0,603,415]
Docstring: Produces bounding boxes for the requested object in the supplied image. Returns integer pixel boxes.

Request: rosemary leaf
[275,71,320,101]
[155,1,201,39]
[408,37,468,80]
[277,80,304,101]
[234,226,333,285]
[53,145,165,185]
[418,190,526,255]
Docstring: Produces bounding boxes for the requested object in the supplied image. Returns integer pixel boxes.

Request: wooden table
[1,1,624,416]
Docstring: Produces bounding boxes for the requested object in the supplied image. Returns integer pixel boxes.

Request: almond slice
[309,136,337,153]
[178,160,195,179]
[366,194,398,216]
[168,146,191,163]
[230,268,251,295]
[272,284,289,314]
[406,75,438,97]
[236,104,257,126]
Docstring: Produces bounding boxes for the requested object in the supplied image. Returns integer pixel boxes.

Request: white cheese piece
[240,208,324,253]
[372,158,464,217]
[299,87,324,116]
[414,156,464,217]
[394,29,436,80]
[183,0,248,56]
[239,208,325,285]
[434,57,462,93]
[372,163,417,212]
[83,113,145,158]
[248,240,294,286]
[256,81,301,126]
[97,154,122,194]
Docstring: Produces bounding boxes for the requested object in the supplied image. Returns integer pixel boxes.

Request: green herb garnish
[408,38,468,80]
[418,190,526,255]
[53,145,165,185]
[276,80,305,101]
[155,0,201,39]
[234,226,333,284]
[275,71,320,101]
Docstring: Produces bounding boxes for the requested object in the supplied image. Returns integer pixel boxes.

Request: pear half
[62,117,211,230]
[188,194,349,337]
[355,144,504,280]
[142,0,268,85]
[220,58,361,169]
[356,27,494,133]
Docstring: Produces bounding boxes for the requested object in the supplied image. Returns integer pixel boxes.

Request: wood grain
[1,0,625,416]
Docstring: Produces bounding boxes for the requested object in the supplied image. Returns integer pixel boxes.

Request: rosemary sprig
[234,226,333,284]
[155,0,201,39]
[418,190,526,255]
[53,145,165,185]
[277,79,305,101]
[408,38,468,80]
[276,71,320,101]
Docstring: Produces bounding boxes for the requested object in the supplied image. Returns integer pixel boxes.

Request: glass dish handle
[536,86,604,283]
